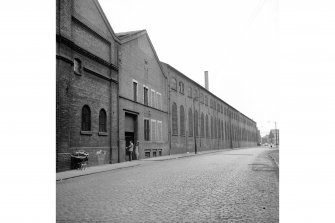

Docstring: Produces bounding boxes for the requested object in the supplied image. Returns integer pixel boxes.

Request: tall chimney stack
[204,71,209,90]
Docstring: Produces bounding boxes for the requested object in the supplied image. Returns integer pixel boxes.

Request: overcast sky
[99,0,279,136]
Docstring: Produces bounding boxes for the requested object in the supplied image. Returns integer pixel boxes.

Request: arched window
[221,121,224,141]
[188,108,193,137]
[188,86,193,98]
[179,82,184,94]
[211,116,214,139]
[172,102,178,135]
[180,105,185,136]
[171,78,177,90]
[205,114,209,138]
[81,105,91,131]
[99,109,107,132]
[194,110,198,136]
[214,118,217,139]
[218,119,221,140]
[201,113,204,138]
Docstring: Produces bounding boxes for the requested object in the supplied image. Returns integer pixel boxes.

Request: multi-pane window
[74,58,82,75]
[151,89,155,108]
[156,92,161,109]
[81,105,91,131]
[99,109,107,132]
[172,102,178,135]
[205,95,208,106]
[179,82,184,94]
[194,89,198,101]
[188,108,193,137]
[188,86,192,98]
[180,105,185,136]
[151,119,156,141]
[133,80,138,102]
[157,121,162,141]
[201,113,204,138]
[171,78,177,90]
[144,86,149,106]
[144,119,150,141]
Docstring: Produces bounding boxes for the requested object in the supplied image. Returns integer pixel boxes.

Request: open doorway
[124,113,138,161]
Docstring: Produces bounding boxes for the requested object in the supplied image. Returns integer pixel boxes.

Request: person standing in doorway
[135,141,139,160]
[127,140,134,161]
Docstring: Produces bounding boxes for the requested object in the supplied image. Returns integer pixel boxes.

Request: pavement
[268,148,279,168]
[56,148,231,181]
[57,147,279,222]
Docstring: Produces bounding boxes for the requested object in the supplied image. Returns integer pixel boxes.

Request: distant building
[270,129,279,145]
[261,135,269,144]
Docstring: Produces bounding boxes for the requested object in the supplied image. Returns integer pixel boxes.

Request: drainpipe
[168,78,171,156]
[117,48,120,163]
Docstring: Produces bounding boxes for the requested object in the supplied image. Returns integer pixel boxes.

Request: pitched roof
[161,62,256,124]
[116,29,167,79]
[116,30,146,42]
[93,0,121,44]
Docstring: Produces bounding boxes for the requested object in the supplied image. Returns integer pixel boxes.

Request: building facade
[56,0,259,172]
[270,129,279,145]
[56,0,120,172]
[161,63,258,155]
[116,30,169,161]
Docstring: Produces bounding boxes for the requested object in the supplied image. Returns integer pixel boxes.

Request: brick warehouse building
[116,30,169,161]
[56,0,258,172]
[56,0,120,172]
[161,63,258,155]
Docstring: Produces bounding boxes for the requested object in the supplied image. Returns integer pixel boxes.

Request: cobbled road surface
[57,147,279,223]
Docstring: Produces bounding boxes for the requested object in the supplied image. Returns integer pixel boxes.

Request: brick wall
[118,33,169,161]
[56,0,119,172]
[162,63,258,153]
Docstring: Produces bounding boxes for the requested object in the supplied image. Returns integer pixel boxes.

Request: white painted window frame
[157,120,163,141]
[132,79,138,102]
[143,85,149,106]
[151,89,156,108]
[151,119,156,142]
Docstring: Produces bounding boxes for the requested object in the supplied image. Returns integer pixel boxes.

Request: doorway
[124,113,138,161]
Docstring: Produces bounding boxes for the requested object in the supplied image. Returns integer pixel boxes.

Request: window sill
[98,132,108,136]
[80,131,92,135]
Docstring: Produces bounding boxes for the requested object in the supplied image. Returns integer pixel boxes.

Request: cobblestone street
[57,147,279,223]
